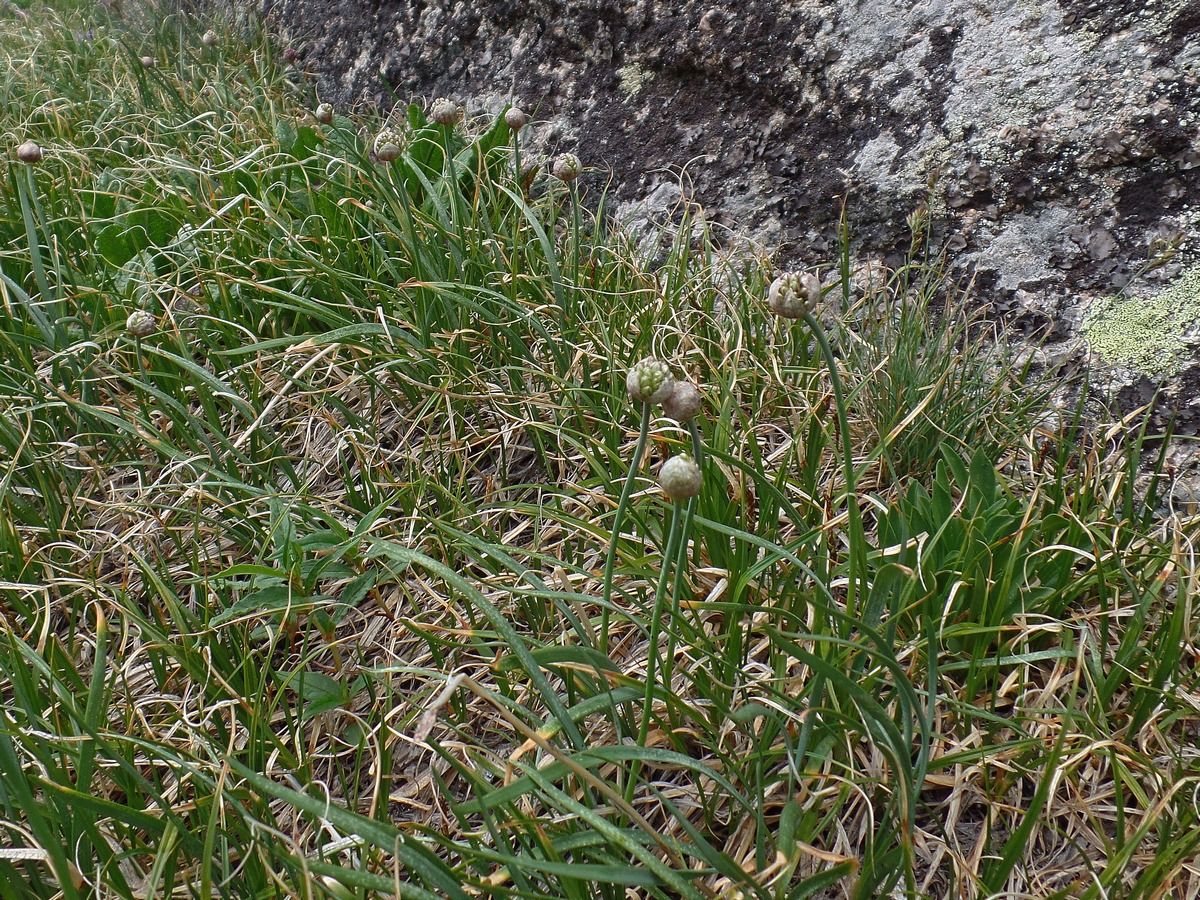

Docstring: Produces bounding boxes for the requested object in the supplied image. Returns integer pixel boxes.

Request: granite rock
[235,0,1199,424]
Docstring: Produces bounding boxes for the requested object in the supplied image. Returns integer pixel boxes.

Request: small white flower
[551,152,581,182]
[626,357,674,405]
[315,102,334,125]
[126,310,157,337]
[767,271,821,319]
[662,381,702,422]
[659,454,702,501]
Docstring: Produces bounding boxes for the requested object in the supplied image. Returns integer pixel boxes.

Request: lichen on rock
[1083,266,1200,379]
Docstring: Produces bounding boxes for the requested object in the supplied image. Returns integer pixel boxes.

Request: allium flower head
[374,126,403,162]
[659,454,702,501]
[551,152,581,183]
[315,102,334,125]
[767,271,821,319]
[16,140,42,164]
[505,106,528,131]
[201,29,218,47]
[141,56,156,68]
[126,310,157,338]
[626,357,674,405]
[662,381,702,422]
[430,98,461,126]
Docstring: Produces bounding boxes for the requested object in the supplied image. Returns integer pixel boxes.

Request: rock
[227,0,1199,424]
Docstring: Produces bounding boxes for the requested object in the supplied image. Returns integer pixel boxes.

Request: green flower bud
[659,454,702,501]
[551,152,581,182]
[374,126,403,162]
[430,97,461,126]
[126,310,157,337]
[505,106,528,131]
[767,271,821,319]
[626,357,674,405]
[662,381,702,422]
[17,140,42,164]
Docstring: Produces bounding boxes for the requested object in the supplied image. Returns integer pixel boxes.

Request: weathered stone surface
[248,0,1198,425]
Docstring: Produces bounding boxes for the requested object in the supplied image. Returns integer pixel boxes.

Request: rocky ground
[237,0,1198,436]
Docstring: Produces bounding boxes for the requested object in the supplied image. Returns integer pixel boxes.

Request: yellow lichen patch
[1082,266,1200,379]
[617,63,653,100]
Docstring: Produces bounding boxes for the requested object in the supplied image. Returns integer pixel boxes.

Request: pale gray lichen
[617,63,653,100]
[1082,266,1200,379]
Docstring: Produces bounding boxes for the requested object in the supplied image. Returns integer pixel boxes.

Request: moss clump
[1083,266,1200,379]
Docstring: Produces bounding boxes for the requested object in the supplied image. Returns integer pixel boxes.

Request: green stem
[15,166,55,343]
[132,336,154,428]
[664,422,704,708]
[440,126,465,261]
[600,403,651,654]
[567,181,581,326]
[802,310,866,626]
[627,498,685,803]
[509,130,521,301]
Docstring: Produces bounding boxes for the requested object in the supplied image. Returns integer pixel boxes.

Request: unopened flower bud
[141,56,156,68]
[315,102,334,125]
[505,106,528,131]
[430,97,460,126]
[626,357,674,405]
[283,46,299,63]
[126,310,157,337]
[767,271,821,319]
[16,140,42,164]
[659,454,702,501]
[662,381,702,422]
[551,152,581,182]
[201,29,218,47]
[374,127,402,162]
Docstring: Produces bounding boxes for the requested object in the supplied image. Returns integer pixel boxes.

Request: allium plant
[626,451,704,802]
[599,357,675,653]
[768,271,867,623]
